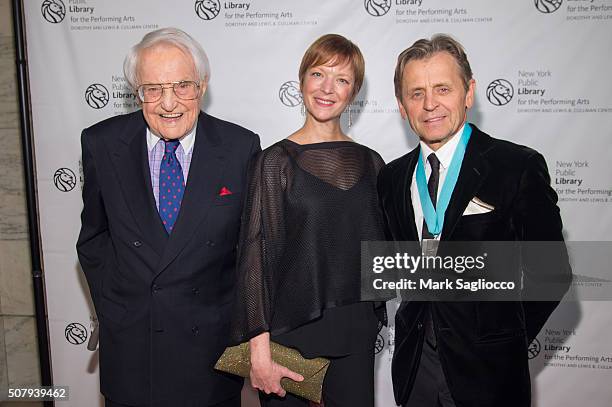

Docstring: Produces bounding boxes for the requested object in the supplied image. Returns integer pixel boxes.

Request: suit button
[205,240,216,247]
[192,288,199,295]
[417,322,423,330]
[152,284,160,293]
[133,240,142,248]
[192,326,199,335]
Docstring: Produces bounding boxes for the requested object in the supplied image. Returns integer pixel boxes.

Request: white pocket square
[462,197,495,216]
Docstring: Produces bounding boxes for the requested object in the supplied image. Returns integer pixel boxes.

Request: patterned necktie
[159,140,185,234]
[422,153,441,240]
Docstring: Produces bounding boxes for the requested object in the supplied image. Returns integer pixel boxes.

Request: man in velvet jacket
[377,34,572,407]
[76,28,260,407]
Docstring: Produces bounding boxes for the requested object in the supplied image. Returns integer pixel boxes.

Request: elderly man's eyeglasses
[136,81,200,103]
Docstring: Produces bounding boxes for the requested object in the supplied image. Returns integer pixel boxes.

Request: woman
[229,34,387,406]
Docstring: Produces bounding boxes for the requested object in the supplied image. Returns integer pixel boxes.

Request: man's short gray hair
[123,27,211,90]
[394,34,473,98]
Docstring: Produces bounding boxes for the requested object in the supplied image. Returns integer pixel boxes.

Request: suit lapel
[397,149,420,241]
[108,112,168,255]
[155,113,225,275]
[440,125,490,240]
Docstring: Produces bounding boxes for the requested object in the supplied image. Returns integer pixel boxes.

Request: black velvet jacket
[377,124,572,406]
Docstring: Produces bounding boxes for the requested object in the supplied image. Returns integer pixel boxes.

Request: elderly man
[377,34,571,407]
[77,27,260,407]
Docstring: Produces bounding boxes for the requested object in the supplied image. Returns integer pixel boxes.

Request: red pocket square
[219,186,232,196]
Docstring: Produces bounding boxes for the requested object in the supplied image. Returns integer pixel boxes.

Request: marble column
[0,0,43,405]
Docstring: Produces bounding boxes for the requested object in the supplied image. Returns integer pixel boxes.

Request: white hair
[123,27,211,90]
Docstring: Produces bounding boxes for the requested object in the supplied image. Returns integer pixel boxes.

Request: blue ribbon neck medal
[416,123,472,237]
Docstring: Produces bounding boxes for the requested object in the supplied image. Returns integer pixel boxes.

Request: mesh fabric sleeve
[229,146,288,344]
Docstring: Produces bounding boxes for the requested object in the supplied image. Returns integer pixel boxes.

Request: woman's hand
[249,332,304,397]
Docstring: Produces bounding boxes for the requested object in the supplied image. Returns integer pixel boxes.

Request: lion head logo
[65,322,88,345]
[365,0,391,17]
[53,168,77,192]
[374,334,385,354]
[486,79,514,106]
[195,0,221,20]
[279,81,302,107]
[41,0,66,23]
[534,0,563,14]
[528,338,541,359]
[85,84,110,109]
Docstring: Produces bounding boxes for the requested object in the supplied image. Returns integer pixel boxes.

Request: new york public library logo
[195,0,221,20]
[528,338,542,359]
[374,334,385,355]
[65,322,88,345]
[364,0,392,16]
[535,0,563,14]
[41,0,66,23]
[486,79,514,106]
[53,168,77,192]
[85,84,110,109]
[279,81,303,107]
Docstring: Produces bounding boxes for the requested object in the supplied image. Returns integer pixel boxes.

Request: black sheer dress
[229,139,387,358]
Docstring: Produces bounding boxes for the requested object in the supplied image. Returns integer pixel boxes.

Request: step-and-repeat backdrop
[22,0,612,406]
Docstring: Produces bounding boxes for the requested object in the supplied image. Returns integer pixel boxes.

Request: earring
[347,104,353,128]
[301,103,305,116]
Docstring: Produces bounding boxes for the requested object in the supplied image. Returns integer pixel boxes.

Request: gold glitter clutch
[214,341,330,403]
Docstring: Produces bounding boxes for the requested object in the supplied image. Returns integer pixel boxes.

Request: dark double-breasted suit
[377,124,572,407]
[77,110,260,406]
